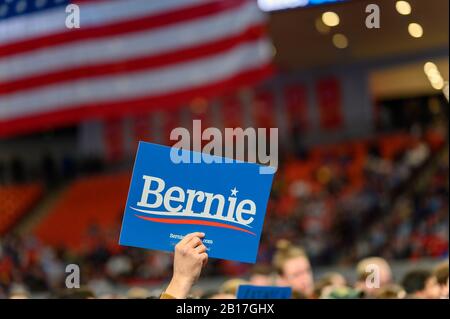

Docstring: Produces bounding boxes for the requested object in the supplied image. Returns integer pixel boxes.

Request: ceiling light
[427,69,441,79]
[424,62,438,75]
[408,23,423,38]
[431,77,445,90]
[395,1,412,15]
[332,33,348,49]
[429,74,442,85]
[322,11,340,27]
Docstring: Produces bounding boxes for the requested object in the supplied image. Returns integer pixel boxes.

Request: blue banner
[237,285,292,299]
[119,142,275,263]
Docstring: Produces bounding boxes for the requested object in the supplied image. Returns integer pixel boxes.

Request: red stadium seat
[34,173,130,250]
[0,183,43,235]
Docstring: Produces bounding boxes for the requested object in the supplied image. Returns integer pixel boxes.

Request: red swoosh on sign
[134,214,256,236]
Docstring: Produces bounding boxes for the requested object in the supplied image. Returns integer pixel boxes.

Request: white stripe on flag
[0,0,204,44]
[0,39,272,119]
[0,1,264,81]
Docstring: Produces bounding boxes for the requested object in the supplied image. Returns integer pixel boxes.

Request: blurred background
[0,0,448,298]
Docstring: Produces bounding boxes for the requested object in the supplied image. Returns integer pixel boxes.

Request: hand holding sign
[164,232,208,299]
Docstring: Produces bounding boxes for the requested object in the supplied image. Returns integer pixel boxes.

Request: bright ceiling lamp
[424,62,438,75]
[322,11,340,27]
[424,62,446,91]
[396,1,412,15]
[408,23,423,38]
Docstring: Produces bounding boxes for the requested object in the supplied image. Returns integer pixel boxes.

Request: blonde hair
[375,284,406,299]
[356,257,390,281]
[272,239,307,275]
[433,261,449,285]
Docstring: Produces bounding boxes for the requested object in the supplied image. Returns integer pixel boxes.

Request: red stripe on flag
[0,64,274,138]
[0,25,266,94]
[0,0,248,58]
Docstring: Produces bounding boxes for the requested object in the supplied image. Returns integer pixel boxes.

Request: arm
[161,232,208,299]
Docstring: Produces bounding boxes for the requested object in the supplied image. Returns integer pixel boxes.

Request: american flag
[0,0,273,137]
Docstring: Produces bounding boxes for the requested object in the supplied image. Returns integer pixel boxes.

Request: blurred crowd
[0,127,448,299]
[1,234,448,299]
[260,135,449,267]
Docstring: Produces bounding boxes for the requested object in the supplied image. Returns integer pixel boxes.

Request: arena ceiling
[268,0,449,70]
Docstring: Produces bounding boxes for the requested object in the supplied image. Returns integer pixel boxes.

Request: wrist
[164,275,194,299]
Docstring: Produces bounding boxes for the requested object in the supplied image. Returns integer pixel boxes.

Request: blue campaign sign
[119,142,275,263]
[237,285,292,299]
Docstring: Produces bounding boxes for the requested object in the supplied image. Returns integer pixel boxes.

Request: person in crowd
[217,278,248,297]
[8,284,30,299]
[354,257,392,297]
[374,284,406,299]
[126,287,151,299]
[160,232,208,299]
[248,265,275,286]
[432,261,449,299]
[272,239,314,298]
[314,272,347,298]
[320,286,364,299]
[200,279,248,299]
[401,269,441,299]
[52,287,95,299]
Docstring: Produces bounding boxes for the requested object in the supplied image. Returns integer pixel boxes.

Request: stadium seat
[0,183,43,235]
[34,173,130,250]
